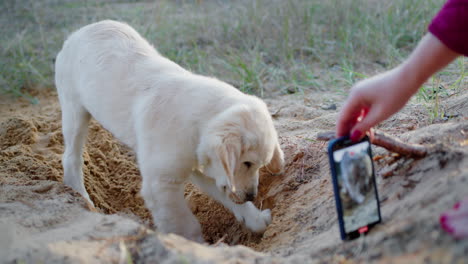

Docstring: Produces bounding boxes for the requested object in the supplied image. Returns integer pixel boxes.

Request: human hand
[336,67,416,141]
[336,33,459,142]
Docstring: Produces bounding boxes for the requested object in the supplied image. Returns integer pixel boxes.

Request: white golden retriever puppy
[55,20,284,242]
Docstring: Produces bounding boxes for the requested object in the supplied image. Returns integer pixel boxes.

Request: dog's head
[197,100,284,204]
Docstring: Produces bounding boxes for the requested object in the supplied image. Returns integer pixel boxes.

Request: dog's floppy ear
[217,134,241,191]
[265,142,284,175]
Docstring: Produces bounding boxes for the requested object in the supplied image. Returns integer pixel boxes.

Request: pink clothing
[429,0,468,56]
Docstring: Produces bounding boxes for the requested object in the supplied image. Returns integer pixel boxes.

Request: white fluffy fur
[55,20,284,242]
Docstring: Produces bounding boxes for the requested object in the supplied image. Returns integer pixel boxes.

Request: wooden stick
[316,130,430,158]
[213,234,227,246]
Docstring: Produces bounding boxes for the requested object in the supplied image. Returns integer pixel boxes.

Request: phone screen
[330,138,381,239]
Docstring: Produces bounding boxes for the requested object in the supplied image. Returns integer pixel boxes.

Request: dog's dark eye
[243,161,252,169]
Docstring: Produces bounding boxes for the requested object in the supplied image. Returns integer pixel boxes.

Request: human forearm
[397,33,459,97]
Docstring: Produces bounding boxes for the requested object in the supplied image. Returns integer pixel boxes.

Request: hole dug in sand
[0,102,328,254]
[185,137,331,252]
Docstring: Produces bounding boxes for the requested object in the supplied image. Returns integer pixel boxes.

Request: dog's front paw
[240,202,271,233]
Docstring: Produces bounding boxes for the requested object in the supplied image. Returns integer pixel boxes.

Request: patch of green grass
[418,76,445,121]
[0,0,455,104]
[416,57,467,122]
[223,50,267,96]
[449,57,468,94]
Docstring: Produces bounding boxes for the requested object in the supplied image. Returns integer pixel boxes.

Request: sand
[1,87,467,263]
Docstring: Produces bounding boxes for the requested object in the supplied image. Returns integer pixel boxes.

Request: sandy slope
[0,87,467,263]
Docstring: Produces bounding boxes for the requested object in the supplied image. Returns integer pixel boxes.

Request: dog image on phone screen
[339,150,373,210]
[55,20,284,242]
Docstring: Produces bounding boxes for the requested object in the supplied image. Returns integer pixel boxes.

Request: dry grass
[1,0,464,110]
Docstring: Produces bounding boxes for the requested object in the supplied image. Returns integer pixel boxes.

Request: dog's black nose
[245,192,255,202]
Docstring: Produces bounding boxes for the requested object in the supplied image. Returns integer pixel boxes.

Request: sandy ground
[1,85,467,263]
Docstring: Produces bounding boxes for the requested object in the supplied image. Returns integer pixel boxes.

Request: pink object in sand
[440,197,468,239]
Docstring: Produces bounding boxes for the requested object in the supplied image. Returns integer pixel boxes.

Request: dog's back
[55,20,256,148]
[56,20,186,147]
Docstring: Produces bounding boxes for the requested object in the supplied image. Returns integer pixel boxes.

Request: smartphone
[328,136,381,240]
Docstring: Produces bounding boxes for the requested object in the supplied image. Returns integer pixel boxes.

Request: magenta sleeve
[428,0,468,56]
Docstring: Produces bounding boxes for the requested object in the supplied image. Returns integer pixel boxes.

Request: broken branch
[316,130,430,158]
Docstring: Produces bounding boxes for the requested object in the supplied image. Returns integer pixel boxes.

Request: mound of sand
[1,88,467,263]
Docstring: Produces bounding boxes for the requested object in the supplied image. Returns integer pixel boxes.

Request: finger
[368,128,375,143]
[350,106,383,141]
[336,95,367,137]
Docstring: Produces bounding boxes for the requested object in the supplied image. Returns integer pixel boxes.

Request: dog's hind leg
[61,102,93,205]
[190,170,271,233]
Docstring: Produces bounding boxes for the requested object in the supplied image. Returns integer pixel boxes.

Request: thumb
[350,107,382,142]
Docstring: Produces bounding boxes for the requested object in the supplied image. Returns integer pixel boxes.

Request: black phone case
[328,136,382,240]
